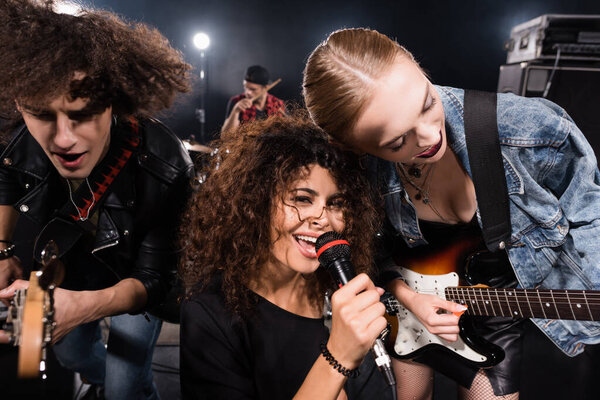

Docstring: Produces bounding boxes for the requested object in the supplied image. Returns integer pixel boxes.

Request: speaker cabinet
[498,62,600,164]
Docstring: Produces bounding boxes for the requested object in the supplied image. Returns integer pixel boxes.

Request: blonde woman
[303,28,600,400]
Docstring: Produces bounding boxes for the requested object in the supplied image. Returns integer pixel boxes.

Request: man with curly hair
[0,1,194,399]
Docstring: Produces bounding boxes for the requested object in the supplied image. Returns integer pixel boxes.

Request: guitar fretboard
[446,287,600,321]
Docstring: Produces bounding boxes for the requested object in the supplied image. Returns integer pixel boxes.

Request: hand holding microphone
[316,232,396,387]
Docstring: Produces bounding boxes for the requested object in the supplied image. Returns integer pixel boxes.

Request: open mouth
[57,153,84,162]
[53,152,86,168]
[294,234,317,257]
[416,131,443,158]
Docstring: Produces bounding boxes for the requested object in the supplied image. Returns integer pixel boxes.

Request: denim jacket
[369,85,600,356]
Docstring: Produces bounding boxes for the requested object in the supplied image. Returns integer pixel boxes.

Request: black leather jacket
[0,118,194,314]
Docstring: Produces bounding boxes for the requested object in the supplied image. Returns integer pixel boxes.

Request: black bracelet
[0,240,15,260]
[319,342,360,378]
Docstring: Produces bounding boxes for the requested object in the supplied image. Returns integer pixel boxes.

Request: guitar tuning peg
[38,240,65,291]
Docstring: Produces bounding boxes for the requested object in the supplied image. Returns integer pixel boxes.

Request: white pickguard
[393,267,490,364]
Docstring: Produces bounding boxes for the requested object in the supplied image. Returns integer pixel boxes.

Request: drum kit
[182,136,227,186]
[182,137,214,156]
[183,77,281,185]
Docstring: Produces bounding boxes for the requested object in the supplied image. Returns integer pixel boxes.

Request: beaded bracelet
[319,342,360,378]
[0,240,15,260]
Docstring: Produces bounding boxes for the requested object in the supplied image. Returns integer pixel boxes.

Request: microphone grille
[316,231,351,266]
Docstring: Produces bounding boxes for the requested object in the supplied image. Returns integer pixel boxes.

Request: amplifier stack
[498,14,600,162]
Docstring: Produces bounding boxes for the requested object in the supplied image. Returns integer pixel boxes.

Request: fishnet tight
[459,370,519,400]
[393,360,519,400]
[394,359,434,400]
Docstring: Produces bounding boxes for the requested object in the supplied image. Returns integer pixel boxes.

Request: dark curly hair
[180,112,381,315]
[0,0,190,125]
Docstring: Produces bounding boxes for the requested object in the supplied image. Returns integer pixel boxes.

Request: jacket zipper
[91,239,120,254]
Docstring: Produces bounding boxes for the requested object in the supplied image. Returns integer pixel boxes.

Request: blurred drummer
[221,65,285,134]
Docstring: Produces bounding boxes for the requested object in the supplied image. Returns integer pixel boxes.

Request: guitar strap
[463,90,511,252]
[33,117,142,262]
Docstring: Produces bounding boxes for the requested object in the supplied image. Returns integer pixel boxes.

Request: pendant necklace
[396,162,449,223]
[397,163,433,203]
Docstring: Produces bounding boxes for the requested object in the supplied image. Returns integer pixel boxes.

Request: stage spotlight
[193,32,210,50]
[192,32,210,143]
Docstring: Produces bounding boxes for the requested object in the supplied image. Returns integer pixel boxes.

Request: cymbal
[183,139,213,154]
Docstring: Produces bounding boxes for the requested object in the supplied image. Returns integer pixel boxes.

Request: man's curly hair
[0,0,191,123]
[180,113,381,315]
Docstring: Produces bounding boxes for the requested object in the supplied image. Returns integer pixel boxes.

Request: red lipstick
[416,131,443,159]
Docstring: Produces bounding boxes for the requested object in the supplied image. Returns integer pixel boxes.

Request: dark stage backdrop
[5,2,598,399]
[89,0,600,144]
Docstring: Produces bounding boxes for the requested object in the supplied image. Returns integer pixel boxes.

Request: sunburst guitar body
[382,237,600,368]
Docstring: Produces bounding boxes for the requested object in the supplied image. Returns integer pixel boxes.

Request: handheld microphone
[315,231,396,387]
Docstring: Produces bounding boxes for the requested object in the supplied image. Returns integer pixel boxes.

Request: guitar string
[383,303,596,323]
[388,288,600,319]
[411,289,600,303]
[416,287,600,297]
[413,287,600,297]
[446,294,600,301]
[386,294,600,308]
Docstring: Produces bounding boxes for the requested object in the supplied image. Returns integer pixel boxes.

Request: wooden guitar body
[3,241,64,378]
[17,271,50,378]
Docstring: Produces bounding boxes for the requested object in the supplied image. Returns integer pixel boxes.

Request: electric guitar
[1,241,64,378]
[382,238,600,368]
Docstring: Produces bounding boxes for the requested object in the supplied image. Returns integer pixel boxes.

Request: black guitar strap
[33,117,142,262]
[463,90,511,252]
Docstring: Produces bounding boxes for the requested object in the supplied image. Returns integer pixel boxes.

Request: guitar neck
[445,287,600,321]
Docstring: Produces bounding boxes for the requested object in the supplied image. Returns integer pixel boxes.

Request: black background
[4,1,600,399]
[91,0,600,143]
